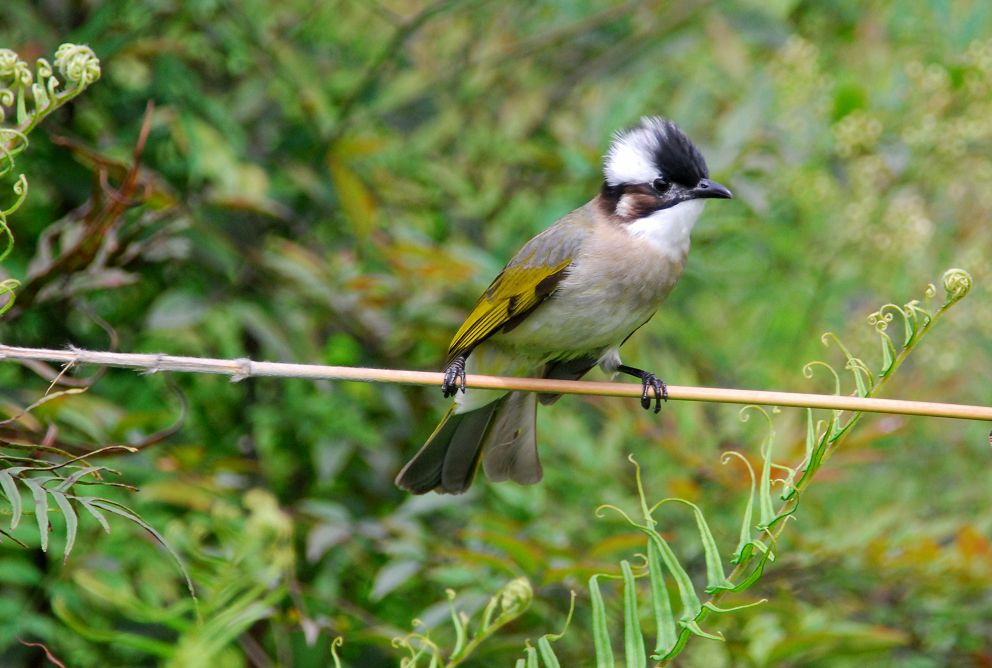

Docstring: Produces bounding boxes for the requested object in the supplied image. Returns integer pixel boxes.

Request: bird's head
[599,116,732,223]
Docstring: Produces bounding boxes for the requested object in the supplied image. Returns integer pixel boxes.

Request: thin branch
[0,344,989,421]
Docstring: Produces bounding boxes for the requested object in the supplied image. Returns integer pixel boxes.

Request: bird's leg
[616,364,668,414]
[441,355,468,398]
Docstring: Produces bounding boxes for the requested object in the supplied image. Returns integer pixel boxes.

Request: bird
[395,116,732,495]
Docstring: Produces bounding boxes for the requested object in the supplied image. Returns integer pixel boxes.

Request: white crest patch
[604,116,670,186]
[624,199,705,260]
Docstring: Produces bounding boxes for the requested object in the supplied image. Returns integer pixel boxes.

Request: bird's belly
[458,255,681,413]
[496,269,678,358]
[495,223,687,357]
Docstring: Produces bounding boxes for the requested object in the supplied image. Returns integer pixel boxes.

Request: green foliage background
[2,0,991,666]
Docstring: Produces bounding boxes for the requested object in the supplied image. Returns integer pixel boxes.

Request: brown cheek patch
[617,192,660,219]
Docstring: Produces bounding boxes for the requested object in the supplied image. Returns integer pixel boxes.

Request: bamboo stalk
[1,343,990,421]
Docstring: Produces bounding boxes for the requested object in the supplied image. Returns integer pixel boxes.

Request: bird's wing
[444,206,593,364]
[444,257,572,364]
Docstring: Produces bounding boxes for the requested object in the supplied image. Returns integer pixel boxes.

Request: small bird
[396,116,732,495]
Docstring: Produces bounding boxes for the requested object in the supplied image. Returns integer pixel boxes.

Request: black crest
[604,116,710,187]
[648,118,709,186]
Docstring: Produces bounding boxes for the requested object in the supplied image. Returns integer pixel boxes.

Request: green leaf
[804,409,816,467]
[21,478,49,552]
[646,532,701,623]
[849,359,869,397]
[87,498,196,601]
[647,536,677,655]
[0,469,22,530]
[536,637,560,668]
[447,589,467,658]
[55,466,109,492]
[74,496,111,533]
[656,498,732,592]
[722,452,758,562]
[702,599,767,613]
[589,575,614,668]
[681,618,723,642]
[49,491,77,563]
[879,330,896,374]
[620,560,646,668]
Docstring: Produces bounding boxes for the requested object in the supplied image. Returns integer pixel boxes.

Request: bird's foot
[617,364,668,414]
[441,356,467,398]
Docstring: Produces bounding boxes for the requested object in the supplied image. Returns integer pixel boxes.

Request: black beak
[691,178,733,200]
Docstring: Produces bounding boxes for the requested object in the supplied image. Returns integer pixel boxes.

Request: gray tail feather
[482,391,541,484]
[395,391,543,494]
[395,400,502,494]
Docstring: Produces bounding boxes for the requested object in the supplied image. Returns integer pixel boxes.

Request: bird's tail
[395,392,540,495]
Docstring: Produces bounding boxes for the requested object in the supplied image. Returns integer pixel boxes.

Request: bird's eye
[652,178,671,194]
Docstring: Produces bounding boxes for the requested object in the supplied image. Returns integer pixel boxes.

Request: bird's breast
[495,221,688,355]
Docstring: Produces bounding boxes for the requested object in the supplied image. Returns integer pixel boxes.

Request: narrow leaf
[879,331,895,374]
[88,499,196,600]
[536,638,560,668]
[55,466,108,492]
[681,618,723,642]
[589,575,614,668]
[647,536,677,655]
[22,478,49,552]
[50,491,77,563]
[646,532,701,622]
[757,418,776,528]
[75,496,111,533]
[849,359,869,397]
[0,469,22,530]
[722,452,757,562]
[661,499,732,591]
[620,560,646,668]
[703,598,767,613]
[447,589,467,658]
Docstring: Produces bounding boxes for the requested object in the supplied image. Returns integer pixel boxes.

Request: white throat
[624,199,704,259]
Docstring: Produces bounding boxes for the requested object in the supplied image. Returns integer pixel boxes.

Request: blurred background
[1,0,991,665]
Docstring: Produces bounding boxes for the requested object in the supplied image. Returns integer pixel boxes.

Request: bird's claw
[441,356,467,398]
[639,373,668,414]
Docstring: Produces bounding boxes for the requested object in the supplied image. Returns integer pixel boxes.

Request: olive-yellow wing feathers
[443,205,594,365]
[445,257,572,364]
